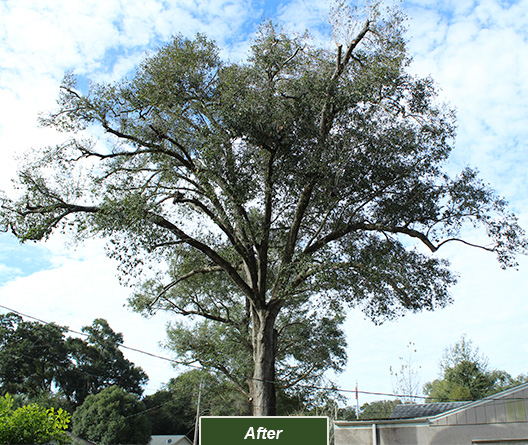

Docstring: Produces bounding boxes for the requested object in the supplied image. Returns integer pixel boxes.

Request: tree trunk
[250,305,280,416]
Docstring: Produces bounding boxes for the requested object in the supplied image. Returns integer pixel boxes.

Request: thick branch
[338,20,371,76]
[258,151,276,303]
[159,295,233,325]
[146,212,254,298]
[320,20,371,138]
[436,238,496,252]
[177,196,252,265]
[283,183,315,264]
[272,182,315,299]
[149,266,226,305]
[202,176,259,288]
[100,122,194,169]
[277,363,317,390]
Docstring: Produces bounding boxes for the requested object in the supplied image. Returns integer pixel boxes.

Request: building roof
[150,435,192,445]
[64,432,98,444]
[335,382,528,429]
[390,401,469,419]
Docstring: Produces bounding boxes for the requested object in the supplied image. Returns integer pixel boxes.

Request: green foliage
[0,313,69,398]
[2,4,527,414]
[337,406,358,421]
[72,386,151,445]
[0,313,147,407]
[171,369,250,415]
[60,318,148,406]
[0,394,71,444]
[359,399,401,420]
[144,367,334,435]
[144,369,250,436]
[424,360,495,402]
[143,388,193,436]
[424,336,527,402]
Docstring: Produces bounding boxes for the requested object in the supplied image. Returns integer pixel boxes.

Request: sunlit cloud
[0,0,527,401]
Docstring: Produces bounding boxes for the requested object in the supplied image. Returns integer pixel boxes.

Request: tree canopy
[359,399,400,420]
[1,4,526,415]
[0,313,68,399]
[144,369,250,436]
[60,318,148,406]
[424,336,528,402]
[0,313,147,407]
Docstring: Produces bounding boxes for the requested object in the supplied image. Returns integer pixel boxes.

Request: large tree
[1,6,526,415]
[59,318,148,406]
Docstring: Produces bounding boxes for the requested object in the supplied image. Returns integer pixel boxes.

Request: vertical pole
[355,381,360,419]
[193,380,203,445]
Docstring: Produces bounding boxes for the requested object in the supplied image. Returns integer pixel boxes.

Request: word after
[244,427,283,440]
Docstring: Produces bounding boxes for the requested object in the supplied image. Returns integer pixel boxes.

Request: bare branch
[146,211,254,298]
[436,238,496,252]
[277,363,317,389]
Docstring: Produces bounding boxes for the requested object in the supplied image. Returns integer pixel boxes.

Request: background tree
[0,313,69,398]
[359,399,400,420]
[60,318,148,406]
[1,4,527,415]
[72,386,151,445]
[143,369,249,436]
[424,336,527,402]
[143,388,193,436]
[337,406,358,421]
[390,341,422,403]
[0,313,147,408]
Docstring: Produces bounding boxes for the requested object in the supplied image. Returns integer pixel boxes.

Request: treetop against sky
[0,0,527,405]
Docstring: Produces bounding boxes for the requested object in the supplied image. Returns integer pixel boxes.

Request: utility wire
[3,304,526,426]
[0,304,202,370]
[0,304,459,402]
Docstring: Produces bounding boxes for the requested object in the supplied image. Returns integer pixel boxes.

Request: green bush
[0,394,70,444]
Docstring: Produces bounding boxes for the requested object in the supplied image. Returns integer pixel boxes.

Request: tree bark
[250,304,281,416]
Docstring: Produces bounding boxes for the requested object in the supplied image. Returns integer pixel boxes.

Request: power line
[0,304,443,402]
[0,304,201,370]
[3,303,525,427]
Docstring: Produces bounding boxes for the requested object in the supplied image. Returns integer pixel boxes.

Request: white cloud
[0,0,527,403]
[405,0,528,205]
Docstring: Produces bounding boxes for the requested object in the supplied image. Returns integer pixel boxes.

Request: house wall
[335,425,374,445]
[335,422,528,445]
[425,423,528,444]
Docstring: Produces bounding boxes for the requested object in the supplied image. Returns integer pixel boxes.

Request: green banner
[200,416,328,445]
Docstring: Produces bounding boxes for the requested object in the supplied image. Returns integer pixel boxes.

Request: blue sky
[0,237,54,285]
[0,0,527,404]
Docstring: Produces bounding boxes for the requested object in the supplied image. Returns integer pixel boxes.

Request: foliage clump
[0,394,70,444]
[72,386,151,445]
[0,313,148,408]
[424,336,528,402]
